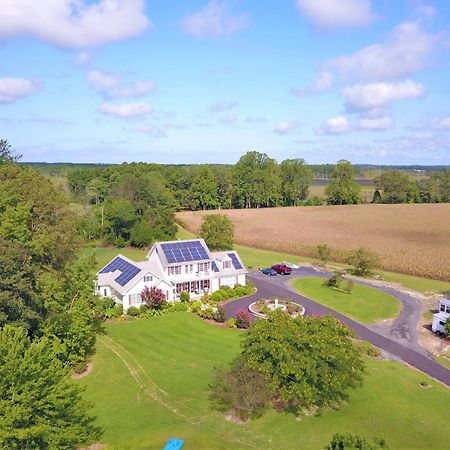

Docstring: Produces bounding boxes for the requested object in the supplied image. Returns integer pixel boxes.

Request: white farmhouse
[431,297,450,335]
[95,239,247,312]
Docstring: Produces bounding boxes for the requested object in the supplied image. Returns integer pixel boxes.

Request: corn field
[178,204,450,281]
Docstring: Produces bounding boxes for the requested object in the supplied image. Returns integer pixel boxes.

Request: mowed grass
[79,313,450,449]
[177,204,450,281]
[291,277,401,324]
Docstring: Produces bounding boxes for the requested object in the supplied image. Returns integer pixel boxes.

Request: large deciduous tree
[0,325,101,449]
[234,151,281,208]
[374,170,419,203]
[200,214,234,250]
[0,139,21,164]
[240,311,364,413]
[280,158,313,206]
[325,160,361,205]
[189,165,219,210]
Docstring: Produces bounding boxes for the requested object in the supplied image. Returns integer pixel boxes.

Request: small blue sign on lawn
[164,437,184,450]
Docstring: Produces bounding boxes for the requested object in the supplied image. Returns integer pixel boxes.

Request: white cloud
[209,99,238,112]
[296,0,375,28]
[273,121,300,135]
[75,51,94,66]
[409,116,450,130]
[87,70,155,99]
[318,116,351,134]
[220,114,237,123]
[98,102,152,118]
[358,115,394,130]
[326,21,436,81]
[181,1,248,38]
[0,0,150,49]
[0,77,41,103]
[343,79,425,111]
[289,71,333,97]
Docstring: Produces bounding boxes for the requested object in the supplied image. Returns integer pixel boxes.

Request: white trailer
[431,312,448,336]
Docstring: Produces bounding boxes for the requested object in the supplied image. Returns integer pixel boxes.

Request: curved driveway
[224,269,450,387]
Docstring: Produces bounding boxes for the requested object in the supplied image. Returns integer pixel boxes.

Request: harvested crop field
[177,204,450,281]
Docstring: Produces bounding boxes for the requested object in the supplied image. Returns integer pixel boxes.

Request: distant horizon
[1,1,450,164]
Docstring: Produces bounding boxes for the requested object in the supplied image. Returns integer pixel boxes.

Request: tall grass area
[79,314,450,449]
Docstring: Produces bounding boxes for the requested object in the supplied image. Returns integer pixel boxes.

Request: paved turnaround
[224,269,450,387]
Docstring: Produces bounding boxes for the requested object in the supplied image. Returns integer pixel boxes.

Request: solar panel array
[228,253,243,270]
[212,261,219,272]
[99,256,141,287]
[161,241,209,263]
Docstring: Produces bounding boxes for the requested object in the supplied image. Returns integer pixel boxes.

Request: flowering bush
[235,309,251,329]
[140,286,166,309]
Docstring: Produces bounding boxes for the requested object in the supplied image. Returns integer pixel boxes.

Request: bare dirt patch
[71,361,93,380]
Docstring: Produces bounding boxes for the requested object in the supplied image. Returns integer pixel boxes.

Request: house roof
[97,254,159,296]
[148,238,213,267]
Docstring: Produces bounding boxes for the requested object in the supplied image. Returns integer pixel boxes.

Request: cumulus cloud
[273,121,300,135]
[209,99,238,112]
[289,71,334,97]
[0,77,41,103]
[180,0,248,38]
[296,0,375,28]
[98,102,152,118]
[0,0,150,49]
[326,21,436,81]
[343,79,425,111]
[319,113,393,134]
[87,70,155,99]
[358,115,394,130]
[318,116,351,134]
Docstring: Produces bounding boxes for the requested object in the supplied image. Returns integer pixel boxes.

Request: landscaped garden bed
[248,298,305,319]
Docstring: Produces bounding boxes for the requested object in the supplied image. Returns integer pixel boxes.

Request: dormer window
[223,260,231,269]
[144,275,152,282]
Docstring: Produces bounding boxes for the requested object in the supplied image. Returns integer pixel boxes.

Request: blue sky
[0,0,450,165]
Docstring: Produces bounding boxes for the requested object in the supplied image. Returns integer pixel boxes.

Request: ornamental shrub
[199,306,215,320]
[227,318,237,328]
[126,306,140,317]
[214,305,226,323]
[327,433,388,450]
[165,302,189,313]
[140,286,166,309]
[180,291,190,303]
[235,310,251,329]
[233,286,250,297]
[210,289,229,303]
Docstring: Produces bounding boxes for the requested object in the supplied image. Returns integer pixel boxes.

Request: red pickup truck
[271,264,292,275]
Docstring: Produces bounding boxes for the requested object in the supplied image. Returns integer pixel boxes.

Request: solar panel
[99,256,141,286]
[212,261,219,272]
[228,253,243,270]
[161,240,210,264]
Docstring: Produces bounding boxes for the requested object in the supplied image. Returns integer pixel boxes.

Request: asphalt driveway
[224,270,450,387]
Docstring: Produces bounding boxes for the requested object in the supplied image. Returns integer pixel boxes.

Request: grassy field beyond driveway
[291,277,401,324]
[79,313,450,449]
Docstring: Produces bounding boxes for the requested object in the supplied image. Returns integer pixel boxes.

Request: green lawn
[291,277,401,324]
[79,313,450,449]
[81,246,147,270]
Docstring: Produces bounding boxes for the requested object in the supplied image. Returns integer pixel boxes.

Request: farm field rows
[177,204,450,281]
[79,313,450,449]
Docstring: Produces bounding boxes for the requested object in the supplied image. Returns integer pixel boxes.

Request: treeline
[60,151,450,247]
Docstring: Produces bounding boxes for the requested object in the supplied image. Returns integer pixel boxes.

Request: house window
[144,275,152,282]
[441,305,445,312]
[168,267,174,275]
[185,265,189,274]
[223,260,231,269]
[175,266,181,275]
[103,289,107,296]
[128,294,141,304]
[190,264,193,273]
